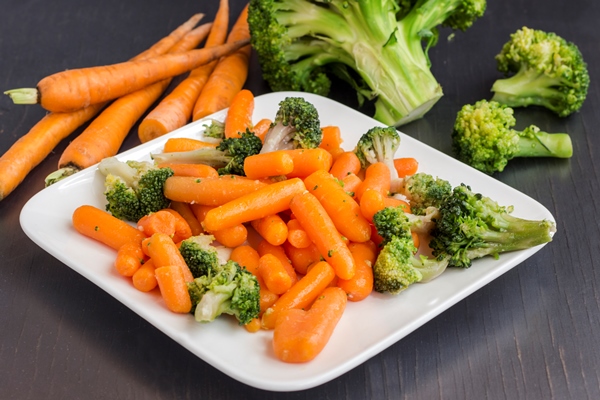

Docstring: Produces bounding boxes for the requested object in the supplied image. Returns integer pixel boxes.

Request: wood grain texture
[1,0,599,399]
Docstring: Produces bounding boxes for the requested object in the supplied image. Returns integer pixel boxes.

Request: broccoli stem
[515,130,573,159]
[491,68,564,110]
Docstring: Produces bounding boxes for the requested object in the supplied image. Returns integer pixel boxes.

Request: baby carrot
[132,258,158,292]
[169,201,203,236]
[72,205,145,250]
[286,218,312,249]
[341,173,362,198]
[243,151,294,180]
[155,264,193,313]
[304,169,371,243]
[261,260,336,330]
[258,253,293,295]
[163,175,268,206]
[114,241,147,277]
[143,233,194,282]
[211,223,248,248]
[337,241,376,302]
[229,245,260,276]
[162,137,218,153]
[283,148,333,179]
[252,118,272,142]
[394,157,419,178]
[189,204,213,225]
[244,318,262,333]
[202,178,306,232]
[161,208,193,243]
[250,214,289,246]
[256,240,298,285]
[382,196,411,213]
[359,188,385,223]
[329,151,362,181]
[318,126,343,152]
[355,162,391,201]
[283,241,322,276]
[137,210,178,238]
[273,286,347,363]
[157,163,219,178]
[289,191,356,280]
[224,89,254,139]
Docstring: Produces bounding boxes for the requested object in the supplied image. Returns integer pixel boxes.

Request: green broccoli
[248,0,486,126]
[187,260,260,325]
[452,99,573,174]
[354,126,404,192]
[491,27,590,117]
[151,130,263,176]
[97,157,173,222]
[260,97,322,154]
[429,184,556,268]
[178,234,220,278]
[202,119,225,140]
[399,172,452,215]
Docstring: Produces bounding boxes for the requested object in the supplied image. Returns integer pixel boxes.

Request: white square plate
[20,92,555,391]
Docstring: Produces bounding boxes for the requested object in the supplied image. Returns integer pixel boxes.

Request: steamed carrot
[163,175,268,205]
[132,258,158,292]
[359,188,385,223]
[252,118,272,142]
[224,89,255,139]
[143,233,194,282]
[162,137,218,153]
[257,240,298,286]
[243,151,294,180]
[72,205,146,250]
[289,191,356,280]
[286,218,312,249]
[192,5,251,121]
[157,163,219,178]
[273,286,347,363]
[261,260,336,329]
[6,37,250,113]
[188,203,214,225]
[229,245,261,276]
[304,169,372,243]
[114,241,147,277]
[283,241,322,276]
[169,201,203,236]
[137,0,230,143]
[55,23,213,171]
[0,14,205,200]
[336,241,376,302]
[137,210,179,238]
[244,318,262,333]
[161,208,193,242]
[155,264,193,313]
[318,126,343,152]
[341,173,362,198]
[355,162,391,201]
[382,196,411,213]
[394,157,419,178]
[258,253,293,295]
[202,178,306,232]
[211,223,248,248]
[283,148,333,179]
[250,214,289,246]
[329,151,362,181]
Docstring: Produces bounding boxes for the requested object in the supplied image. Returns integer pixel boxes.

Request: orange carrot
[273,286,347,363]
[259,287,280,317]
[72,205,146,250]
[244,318,262,333]
[261,260,336,329]
[252,118,272,142]
[132,258,158,292]
[283,241,322,276]
[211,223,248,248]
[355,162,391,201]
[318,126,343,152]
[192,5,251,121]
[283,148,333,179]
[224,89,255,139]
[143,233,194,282]
[169,201,203,236]
[256,240,298,285]
[137,210,179,238]
[202,178,306,232]
[289,191,356,280]
[161,208,193,242]
[394,157,419,178]
[304,169,372,243]
[189,203,214,225]
[341,173,362,198]
[328,147,346,163]
[243,151,294,180]
[337,241,376,302]
[157,163,219,178]
[155,264,193,313]
[286,218,312,249]
[359,188,385,223]
[114,241,147,277]
[163,175,268,206]
[258,253,293,295]
[229,245,261,276]
[329,151,362,181]
[162,137,217,153]
[382,196,411,213]
[250,214,289,246]
[138,0,230,142]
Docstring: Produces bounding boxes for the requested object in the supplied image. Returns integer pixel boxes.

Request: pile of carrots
[0,0,251,201]
[71,87,421,364]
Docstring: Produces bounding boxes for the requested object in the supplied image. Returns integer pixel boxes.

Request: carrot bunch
[70,88,423,364]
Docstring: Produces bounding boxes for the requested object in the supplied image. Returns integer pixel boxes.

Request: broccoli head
[452,99,573,174]
[187,260,260,325]
[179,234,220,278]
[429,184,556,268]
[151,131,262,176]
[260,97,322,153]
[248,0,486,126]
[98,157,173,222]
[354,125,403,191]
[399,172,452,215]
[491,27,590,117]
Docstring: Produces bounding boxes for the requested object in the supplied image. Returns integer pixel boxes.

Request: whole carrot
[5,38,250,113]
[250,214,289,246]
[243,151,294,180]
[114,241,147,277]
[318,126,343,152]
[283,148,333,179]
[229,245,261,276]
[211,223,248,248]
[137,0,230,143]
[273,286,347,363]
[224,89,255,139]
[143,233,194,282]
[256,240,298,286]
[163,175,268,206]
[337,241,376,302]
[355,162,391,201]
[155,264,193,313]
[72,205,145,250]
[258,253,293,295]
[132,259,158,292]
[329,151,362,181]
[286,218,312,249]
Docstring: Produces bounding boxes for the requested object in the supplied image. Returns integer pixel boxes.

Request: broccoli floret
[179,234,220,278]
[248,0,486,126]
[260,97,322,153]
[373,203,440,240]
[202,119,225,140]
[399,172,452,215]
[354,125,403,192]
[187,260,261,325]
[491,27,590,117]
[151,131,262,176]
[452,99,573,174]
[97,157,173,222]
[429,184,556,268]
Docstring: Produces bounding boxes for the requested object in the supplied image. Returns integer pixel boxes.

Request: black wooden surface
[1,1,599,399]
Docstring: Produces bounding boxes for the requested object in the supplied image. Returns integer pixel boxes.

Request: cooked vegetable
[398,172,452,215]
[178,234,221,278]
[224,89,255,139]
[163,175,268,206]
[354,125,402,192]
[143,232,195,282]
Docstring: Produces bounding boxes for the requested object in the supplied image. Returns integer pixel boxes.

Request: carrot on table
[250,214,288,246]
[283,148,333,179]
[273,286,347,363]
[155,264,192,313]
[157,163,218,178]
[163,175,268,206]
[337,241,376,302]
[202,178,306,232]
[261,260,336,330]
[286,218,312,249]
[138,0,230,143]
[251,118,272,142]
[224,89,254,139]
[192,5,251,121]
[283,241,321,276]
[211,223,248,248]
[258,253,293,295]
[289,191,356,280]
[169,201,203,236]
[72,205,146,250]
[162,137,218,153]
[114,241,147,277]
[394,157,419,178]
[229,245,261,276]
[354,162,391,201]
[132,258,158,292]
[143,233,194,282]
[329,151,362,181]
[304,169,371,243]
[243,151,294,180]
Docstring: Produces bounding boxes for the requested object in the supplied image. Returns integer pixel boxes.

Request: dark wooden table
[1,1,598,398]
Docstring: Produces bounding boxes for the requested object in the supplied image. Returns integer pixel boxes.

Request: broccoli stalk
[260,97,322,153]
[491,27,590,117]
[429,184,556,268]
[178,234,220,278]
[248,0,486,126]
[452,99,573,174]
[97,157,173,222]
[354,126,403,193]
[151,131,262,176]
